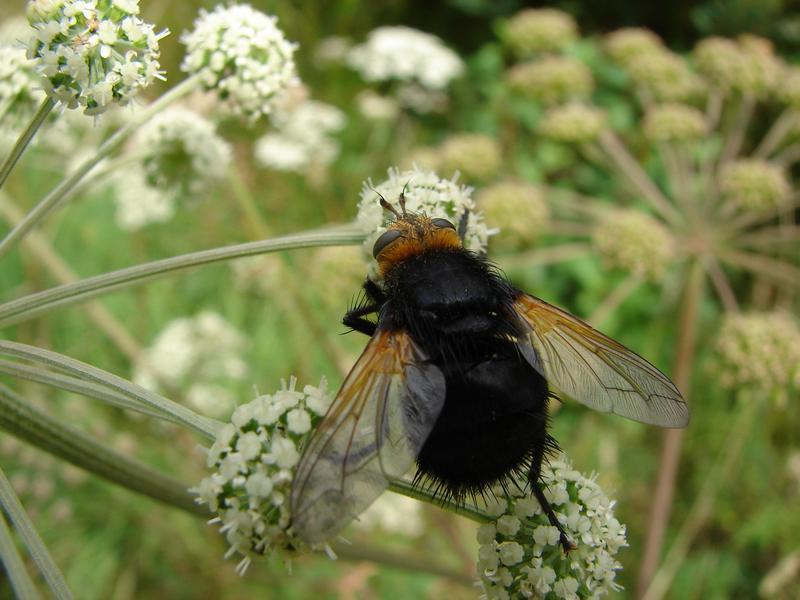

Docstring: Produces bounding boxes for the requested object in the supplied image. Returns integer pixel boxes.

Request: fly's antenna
[399,178,413,216]
[370,185,401,218]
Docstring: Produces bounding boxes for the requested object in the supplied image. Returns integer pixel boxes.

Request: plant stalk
[0,467,72,600]
[0,226,365,328]
[0,341,220,440]
[0,383,206,517]
[0,76,200,260]
[0,97,55,191]
[636,259,704,597]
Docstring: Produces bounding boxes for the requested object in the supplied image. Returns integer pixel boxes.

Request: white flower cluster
[137,107,232,197]
[347,26,463,90]
[254,99,345,172]
[193,377,334,574]
[477,455,627,599]
[355,167,493,273]
[133,311,248,418]
[25,0,167,115]
[180,4,298,122]
[111,167,174,230]
[477,180,550,249]
[0,42,44,128]
[714,312,800,403]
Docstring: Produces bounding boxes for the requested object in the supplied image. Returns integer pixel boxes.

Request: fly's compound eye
[431,218,456,230]
[372,229,403,258]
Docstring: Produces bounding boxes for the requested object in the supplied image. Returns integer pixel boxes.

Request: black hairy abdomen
[383,250,555,500]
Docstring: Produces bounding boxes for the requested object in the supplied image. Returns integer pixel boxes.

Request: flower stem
[388,480,492,524]
[0,75,201,261]
[0,358,163,418]
[0,383,207,517]
[331,542,474,585]
[636,259,704,596]
[0,508,40,600]
[0,97,55,191]
[642,400,758,600]
[587,274,643,327]
[0,467,72,600]
[719,93,755,166]
[753,108,799,159]
[0,225,365,328]
[0,341,220,440]
[597,130,682,226]
[0,197,142,361]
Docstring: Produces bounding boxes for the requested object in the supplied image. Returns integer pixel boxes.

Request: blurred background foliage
[0,0,799,598]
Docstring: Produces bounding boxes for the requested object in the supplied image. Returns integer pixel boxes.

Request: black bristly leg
[362,279,386,304]
[343,303,379,336]
[529,468,575,553]
[342,279,385,337]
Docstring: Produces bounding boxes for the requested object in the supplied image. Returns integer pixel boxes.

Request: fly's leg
[529,447,575,553]
[342,279,386,336]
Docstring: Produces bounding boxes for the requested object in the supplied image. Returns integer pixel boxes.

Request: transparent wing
[290,328,445,543]
[513,293,689,428]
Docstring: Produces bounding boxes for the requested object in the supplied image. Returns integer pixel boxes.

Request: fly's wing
[290,328,445,543]
[512,293,689,428]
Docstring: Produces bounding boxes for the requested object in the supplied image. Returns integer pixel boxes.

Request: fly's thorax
[382,249,519,355]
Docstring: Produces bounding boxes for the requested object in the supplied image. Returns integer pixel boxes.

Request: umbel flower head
[111,166,174,231]
[501,8,578,58]
[437,133,503,182]
[604,28,665,67]
[254,99,346,173]
[477,181,550,249]
[593,210,675,280]
[506,57,593,105]
[180,4,298,122]
[25,0,167,115]
[714,312,800,403]
[355,167,493,273]
[346,26,463,90]
[133,311,247,418]
[538,103,607,144]
[193,377,334,574]
[719,159,790,213]
[642,103,708,143]
[693,35,780,97]
[137,107,232,198]
[477,455,627,599]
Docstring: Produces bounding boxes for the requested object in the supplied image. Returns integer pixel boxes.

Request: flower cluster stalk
[0,467,72,600]
[637,260,704,595]
[0,75,202,261]
[0,97,55,190]
[0,383,206,516]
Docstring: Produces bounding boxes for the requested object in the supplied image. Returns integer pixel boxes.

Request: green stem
[753,107,799,159]
[0,358,163,418]
[388,480,492,524]
[0,341,220,440]
[0,384,206,517]
[0,467,72,600]
[0,225,365,328]
[0,97,55,191]
[642,401,758,600]
[636,259,704,596]
[330,542,473,585]
[0,509,41,600]
[0,76,200,260]
[597,130,682,226]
